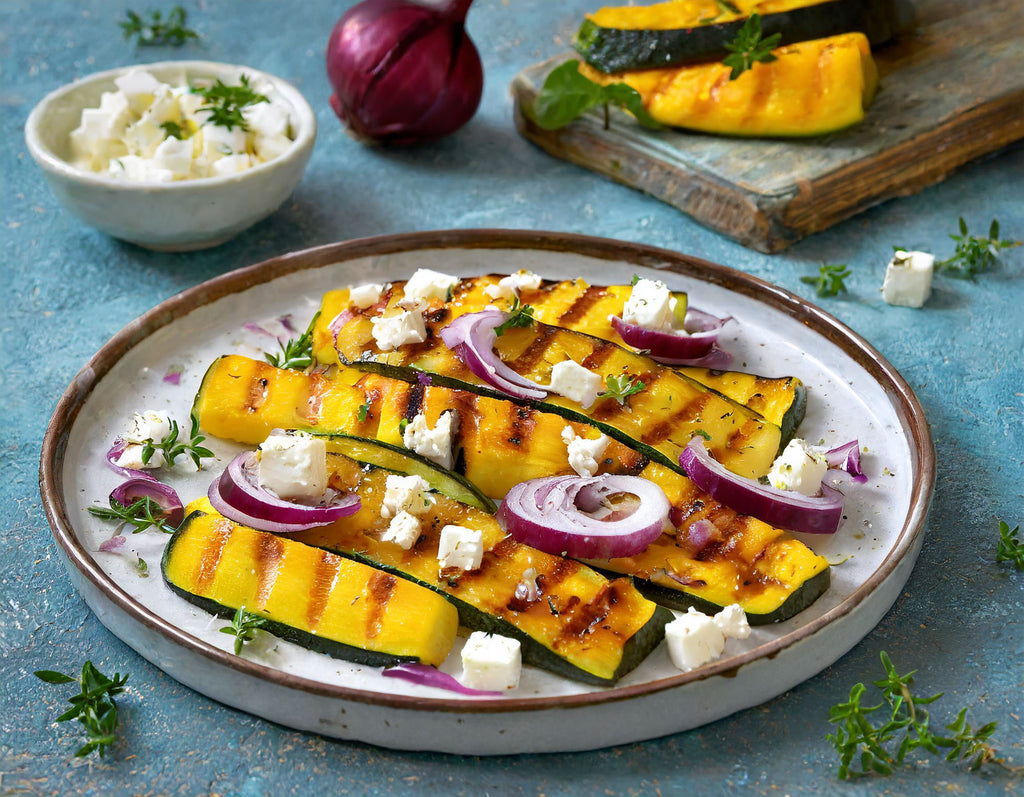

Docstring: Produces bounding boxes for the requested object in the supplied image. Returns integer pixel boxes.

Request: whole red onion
[326,0,483,145]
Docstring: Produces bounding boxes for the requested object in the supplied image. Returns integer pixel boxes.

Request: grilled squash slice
[162,510,459,666]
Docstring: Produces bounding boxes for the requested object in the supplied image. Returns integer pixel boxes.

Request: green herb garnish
[996,520,1024,570]
[693,429,712,441]
[135,557,150,577]
[722,13,781,80]
[159,120,190,140]
[828,651,1004,779]
[935,218,1021,280]
[528,60,661,132]
[494,296,536,336]
[220,605,268,655]
[88,496,178,535]
[35,661,129,758]
[357,402,370,423]
[119,6,198,47]
[398,418,409,435]
[265,311,320,370]
[800,263,851,298]
[598,373,645,405]
[192,74,268,132]
[141,417,213,469]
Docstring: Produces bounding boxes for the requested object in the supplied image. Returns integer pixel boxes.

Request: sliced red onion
[416,371,433,387]
[685,519,718,552]
[610,308,732,365]
[439,310,547,401]
[382,663,503,696]
[497,474,670,558]
[678,438,844,534]
[208,452,360,534]
[111,477,185,529]
[243,321,276,339]
[826,440,867,483]
[106,440,159,482]
[162,367,182,386]
[98,535,127,553]
[279,315,298,335]
[328,309,355,339]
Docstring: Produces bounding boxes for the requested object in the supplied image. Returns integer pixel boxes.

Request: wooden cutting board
[511,0,1024,253]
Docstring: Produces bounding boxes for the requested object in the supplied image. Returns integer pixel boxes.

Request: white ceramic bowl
[24,61,316,251]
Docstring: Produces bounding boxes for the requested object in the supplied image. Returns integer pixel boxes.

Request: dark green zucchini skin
[778,383,807,448]
[574,0,913,74]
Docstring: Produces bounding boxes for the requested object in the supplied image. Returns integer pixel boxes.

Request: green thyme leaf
[192,74,268,132]
[88,496,178,535]
[934,217,1021,280]
[800,263,851,298]
[996,520,1024,570]
[598,372,646,405]
[35,661,129,758]
[265,312,320,370]
[357,402,370,423]
[119,6,199,47]
[219,605,268,656]
[159,120,190,139]
[140,417,213,469]
[722,13,782,80]
[528,60,661,132]
[494,296,536,336]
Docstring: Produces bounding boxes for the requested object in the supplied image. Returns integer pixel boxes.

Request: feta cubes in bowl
[24,61,316,251]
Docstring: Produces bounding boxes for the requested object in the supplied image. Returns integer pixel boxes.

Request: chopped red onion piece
[279,315,298,335]
[610,308,732,366]
[110,477,185,529]
[162,368,182,386]
[678,438,844,534]
[686,519,718,552]
[382,663,503,696]
[416,371,433,387]
[328,309,355,339]
[98,535,127,552]
[826,440,867,483]
[106,440,159,482]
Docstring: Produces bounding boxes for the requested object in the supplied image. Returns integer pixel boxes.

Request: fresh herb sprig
[220,605,268,655]
[935,218,1021,280]
[88,495,178,534]
[141,417,213,469]
[119,6,198,47]
[722,13,781,80]
[996,520,1024,570]
[598,373,646,405]
[265,312,320,370]
[494,296,536,336]
[827,651,1005,779]
[159,120,191,140]
[35,661,129,758]
[192,74,268,132]
[528,60,661,132]
[801,263,851,298]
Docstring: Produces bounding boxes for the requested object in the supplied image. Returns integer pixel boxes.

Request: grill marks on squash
[557,285,607,327]
[365,571,398,640]
[195,518,233,593]
[254,532,285,609]
[306,550,341,631]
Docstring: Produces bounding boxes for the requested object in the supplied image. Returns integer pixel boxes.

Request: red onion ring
[826,439,867,483]
[208,452,360,534]
[439,310,547,401]
[610,308,732,365]
[382,663,503,696]
[678,438,844,534]
[111,477,185,529]
[497,475,670,558]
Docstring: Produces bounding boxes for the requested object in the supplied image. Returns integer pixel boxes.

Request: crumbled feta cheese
[152,136,193,178]
[461,632,521,691]
[114,69,168,114]
[403,268,460,305]
[123,410,174,444]
[370,310,426,351]
[211,153,254,177]
[257,432,327,502]
[547,359,603,409]
[518,567,540,602]
[713,603,751,640]
[665,607,727,672]
[200,122,248,162]
[437,525,484,571]
[622,278,678,332]
[123,120,168,159]
[108,154,174,182]
[114,444,165,471]
[253,133,293,163]
[348,282,386,309]
[244,101,291,139]
[882,250,935,308]
[767,438,828,496]
[380,474,432,519]
[402,411,457,470]
[483,270,543,301]
[381,510,421,550]
[561,426,611,477]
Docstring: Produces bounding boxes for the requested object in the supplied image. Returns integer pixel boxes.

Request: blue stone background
[1,1,1021,794]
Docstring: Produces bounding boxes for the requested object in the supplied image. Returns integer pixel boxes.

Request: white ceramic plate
[40,230,934,755]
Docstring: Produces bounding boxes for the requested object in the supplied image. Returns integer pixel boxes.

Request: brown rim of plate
[38,228,935,715]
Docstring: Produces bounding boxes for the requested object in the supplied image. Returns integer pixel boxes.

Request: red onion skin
[326,0,483,145]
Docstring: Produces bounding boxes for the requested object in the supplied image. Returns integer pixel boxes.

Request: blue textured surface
[2,1,1022,794]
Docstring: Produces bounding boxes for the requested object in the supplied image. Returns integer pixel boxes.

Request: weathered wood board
[511,0,1024,253]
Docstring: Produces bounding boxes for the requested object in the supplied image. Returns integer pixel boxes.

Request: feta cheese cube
[380,474,432,519]
[253,133,293,163]
[461,632,521,691]
[437,525,484,571]
[370,310,426,351]
[108,155,174,182]
[200,122,248,162]
[114,69,169,114]
[402,411,457,470]
[665,607,726,672]
[622,278,678,332]
[152,136,193,178]
[547,359,603,409]
[767,438,828,496]
[137,88,181,128]
[403,268,460,305]
[114,443,165,470]
[713,603,751,640]
[244,101,291,139]
[483,270,543,301]
[211,153,253,177]
[561,426,611,477]
[882,250,935,308]
[348,282,386,309]
[173,86,207,121]
[381,510,421,550]
[123,120,168,158]
[257,432,327,502]
[123,410,173,444]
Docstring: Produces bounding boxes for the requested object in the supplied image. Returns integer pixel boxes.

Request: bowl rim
[23,59,317,190]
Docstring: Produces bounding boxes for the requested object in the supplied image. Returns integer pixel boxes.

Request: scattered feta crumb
[349,282,386,309]
[518,567,540,602]
[257,431,327,502]
[381,510,421,550]
[370,310,426,351]
[402,411,457,470]
[547,359,603,409]
[461,632,521,691]
[665,607,726,672]
[767,438,828,496]
[882,250,935,308]
[380,474,432,519]
[403,268,460,305]
[561,426,611,477]
[123,410,173,444]
[483,270,543,301]
[622,278,678,332]
[712,603,751,640]
[437,524,484,571]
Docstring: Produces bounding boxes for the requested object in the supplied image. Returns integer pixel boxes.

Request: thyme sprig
[494,296,536,336]
[192,74,268,132]
[35,661,129,758]
[598,373,646,405]
[265,311,320,370]
[827,651,1005,779]
[996,519,1024,570]
[159,120,191,140]
[935,218,1021,280]
[141,417,213,469]
[800,263,851,298]
[722,13,781,80]
[88,495,178,534]
[119,6,199,47]
[220,605,269,655]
